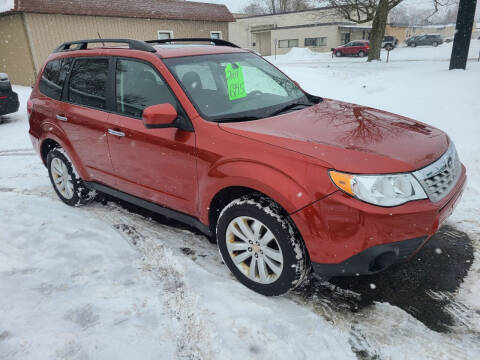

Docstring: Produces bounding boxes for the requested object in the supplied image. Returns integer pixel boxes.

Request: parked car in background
[29,38,466,296]
[444,36,454,43]
[0,73,20,119]
[407,34,443,47]
[382,36,398,50]
[405,35,419,44]
[332,40,369,57]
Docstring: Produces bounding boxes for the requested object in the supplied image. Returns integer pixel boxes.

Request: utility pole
[449,0,478,70]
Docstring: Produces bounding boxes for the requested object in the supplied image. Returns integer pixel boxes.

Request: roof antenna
[97,32,105,46]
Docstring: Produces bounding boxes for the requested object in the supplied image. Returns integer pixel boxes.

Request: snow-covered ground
[1,42,480,359]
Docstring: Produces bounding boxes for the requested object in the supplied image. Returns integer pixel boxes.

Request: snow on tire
[216,194,309,296]
[47,148,96,207]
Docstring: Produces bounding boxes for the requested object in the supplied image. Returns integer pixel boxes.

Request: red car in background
[332,40,369,57]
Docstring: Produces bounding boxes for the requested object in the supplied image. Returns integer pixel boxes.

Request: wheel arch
[39,134,88,180]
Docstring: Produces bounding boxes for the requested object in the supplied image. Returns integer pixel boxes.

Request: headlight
[329,170,427,206]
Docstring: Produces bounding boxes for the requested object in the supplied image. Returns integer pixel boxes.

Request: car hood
[219,99,449,174]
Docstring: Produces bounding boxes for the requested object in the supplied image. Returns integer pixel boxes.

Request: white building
[229,7,372,56]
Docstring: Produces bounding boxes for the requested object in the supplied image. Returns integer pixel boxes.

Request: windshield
[164,52,316,122]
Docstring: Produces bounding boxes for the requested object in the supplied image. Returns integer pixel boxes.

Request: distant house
[0,0,234,85]
[228,7,373,56]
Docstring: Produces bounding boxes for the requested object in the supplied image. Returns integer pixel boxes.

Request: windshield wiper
[269,102,311,117]
[216,116,261,123]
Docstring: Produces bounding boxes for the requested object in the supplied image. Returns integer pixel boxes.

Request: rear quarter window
[39,58,72,100]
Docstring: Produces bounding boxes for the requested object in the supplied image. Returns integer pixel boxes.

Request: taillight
[27,99,34,120]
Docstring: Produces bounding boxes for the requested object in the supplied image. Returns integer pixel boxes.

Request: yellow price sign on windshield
[225,63,247,101]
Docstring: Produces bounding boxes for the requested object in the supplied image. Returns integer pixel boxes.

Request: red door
[106,58,197,215]
[61,57,117,186]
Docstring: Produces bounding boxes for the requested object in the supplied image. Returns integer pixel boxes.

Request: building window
[157,31,173,40]
[304,37,327,47]
[342,33,351,44]
[278,39,299,48]
[210,31,222,39]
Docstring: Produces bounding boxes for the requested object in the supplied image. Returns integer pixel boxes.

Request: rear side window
[68,58,109,109]
[39,58,72,100]
[115,59,177,118]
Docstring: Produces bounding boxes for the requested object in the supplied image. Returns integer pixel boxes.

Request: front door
[106,58,197,216]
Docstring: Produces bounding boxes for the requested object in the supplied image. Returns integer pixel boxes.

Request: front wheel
[47,148,96,206]
[216,195,309,296]
[335,51,342,57]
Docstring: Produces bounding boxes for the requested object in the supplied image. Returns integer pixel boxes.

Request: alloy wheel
[225,216,284,284]
[51,157,74,199]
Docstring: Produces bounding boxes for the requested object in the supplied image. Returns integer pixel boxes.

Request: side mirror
[143,103,177,129]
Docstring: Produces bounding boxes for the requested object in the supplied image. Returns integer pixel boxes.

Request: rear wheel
[47,148,96,206]
[358,50,365,57]
[432,41,438,47]
[412,42,417,47]
[216,195,309,296]
[335,51,342,57]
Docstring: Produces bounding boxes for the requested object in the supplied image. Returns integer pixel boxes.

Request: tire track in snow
[89,205,220,360]
[0,148,35,157]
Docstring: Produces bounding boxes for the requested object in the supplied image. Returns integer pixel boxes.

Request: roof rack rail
[145,38,240,48]
[54,39,156,53]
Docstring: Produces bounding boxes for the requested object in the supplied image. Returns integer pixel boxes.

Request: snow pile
[0,0,14,13]
[282,47,321,60]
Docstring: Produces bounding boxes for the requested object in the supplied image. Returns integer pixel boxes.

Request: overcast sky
[194,0,473,15]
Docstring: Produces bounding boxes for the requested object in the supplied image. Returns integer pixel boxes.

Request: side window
[39,58,72,100]
[68,58,109,109]
[116,59,177,119]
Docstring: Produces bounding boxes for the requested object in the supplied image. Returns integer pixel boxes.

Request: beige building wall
[24,13,229,76]
[268,25,342,55]
[0,14,36,86]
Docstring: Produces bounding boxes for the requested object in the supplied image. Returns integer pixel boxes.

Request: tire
[47,148,96,206]
[358,50,365,57]
[335,51,342,57]
[432,42,438,47]
[216,194,309,296]
[385,44,393,51]
[412,42,417,47]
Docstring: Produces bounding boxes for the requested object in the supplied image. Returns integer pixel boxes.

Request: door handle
[108,129,125,137]
[56,114,68,121]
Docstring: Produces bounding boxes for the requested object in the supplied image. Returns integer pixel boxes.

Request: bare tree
[242,0,315,15]
[242,3,267,16]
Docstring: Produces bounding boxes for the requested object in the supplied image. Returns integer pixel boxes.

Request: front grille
[413,142,461,202]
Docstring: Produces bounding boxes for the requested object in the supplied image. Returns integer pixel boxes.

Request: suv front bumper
[291,165,466,277]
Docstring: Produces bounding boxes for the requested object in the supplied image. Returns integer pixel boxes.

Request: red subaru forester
[28,38,466,296]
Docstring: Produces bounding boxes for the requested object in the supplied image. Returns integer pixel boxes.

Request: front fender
[198,159,323,224]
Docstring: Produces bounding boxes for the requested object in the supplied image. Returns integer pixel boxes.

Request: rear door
[61,57,117,186]
[106,58,197,215]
